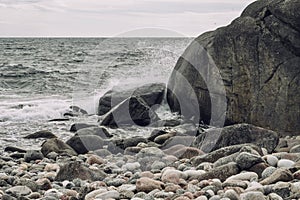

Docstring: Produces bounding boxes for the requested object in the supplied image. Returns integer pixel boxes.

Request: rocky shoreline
[1,0,299,199]
[1,124,300,200]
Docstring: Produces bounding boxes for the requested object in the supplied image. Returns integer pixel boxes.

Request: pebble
[264,155,278,166]
[261,166,277,179]
[236,152,263,170]
[277,159,295,168]
[94,190,120,199]
[226,172,258,182]
[224,189,239,200]
[240,191,265,200]
[268,193,283,200]
[136,177,163,193]
[5,186,32,197]
[260,168,293,185]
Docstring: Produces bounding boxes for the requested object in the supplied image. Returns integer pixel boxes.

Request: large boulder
[66,135,105,154]
[98,83,165,115]
[193,123,279,153]
[167,0,300,136]
[41,138,77,156]
[100,96,160,128]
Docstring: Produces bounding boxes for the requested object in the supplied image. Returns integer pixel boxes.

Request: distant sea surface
[0,37,192,150]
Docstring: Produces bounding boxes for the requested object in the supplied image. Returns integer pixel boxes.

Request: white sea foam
[0,96,71,123]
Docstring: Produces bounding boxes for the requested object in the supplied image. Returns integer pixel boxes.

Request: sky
[0,0,255,37]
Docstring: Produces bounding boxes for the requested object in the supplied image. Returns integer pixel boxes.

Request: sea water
[0,37,192,151]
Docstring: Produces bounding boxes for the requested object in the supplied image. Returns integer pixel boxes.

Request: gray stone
[240,191,265,200]
[55,161,106,181]
[5,186,32,197]
[98,83,165,115]
[236,152,264,170]
[100,96,160,128]
[24,150,44,162]
[197,162,240,182]
[24,130,56,139]
[75,126,112,139]
[41,138,77,156]
[261,166,277,179]
[193,124,279,153]
[167,0,300,136]
[260,168,293,185]
[66,135,105,154]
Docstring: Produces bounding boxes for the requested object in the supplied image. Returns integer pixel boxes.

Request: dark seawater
[0,37,192,150]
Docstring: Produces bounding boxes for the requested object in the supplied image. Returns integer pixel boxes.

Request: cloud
[0,0,255,37]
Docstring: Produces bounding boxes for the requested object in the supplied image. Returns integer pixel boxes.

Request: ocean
[0,37,192,151]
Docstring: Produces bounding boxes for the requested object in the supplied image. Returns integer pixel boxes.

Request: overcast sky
[0,0,254,37]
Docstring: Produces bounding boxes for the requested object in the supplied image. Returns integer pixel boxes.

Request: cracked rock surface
[167,0,300,136]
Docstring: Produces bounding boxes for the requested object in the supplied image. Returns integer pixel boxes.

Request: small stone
[36,178,52,190]
[272,182,290,199]
[161,168,186,184]
[24,130,56,139]
[5,186,32,197]
[55,161,106,181]
[268,193,283,200]
[289,144,300,153]
[240,191,265,200]
[197,162,240,182]
[249,162,269,178]
[95,190,120,199]
[260,168,293,185]
[224,189,239,200]
[86,155,105,165]
[151,161,166,171]
[291,182,300,193]
[136,177,164,193]
[195,196,208,200]
[226,172,258,182]
[236,152,263,170]
[24,150,44,162]
[183,169,206,180]
[293,169,300,179]
[261,166,277,179]
[245,181,264,193]
[44,163,59,172]
[264,155,278,167]
[277,159,295,168]
[85,188,107,200]
[164,183,181,192]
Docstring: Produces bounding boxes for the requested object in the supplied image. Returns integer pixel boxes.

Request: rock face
[100,96,160,128]
[98,83,165,115]
[193,123,279,153]
[167,0,300,135]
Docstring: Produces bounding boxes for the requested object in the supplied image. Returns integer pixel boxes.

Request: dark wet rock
[193,124,279,153]
[9,153,24,159]
[197,162,240,182]
[70,123,97,132]
[48,118,69,122]
[4,146,26,153]
[66,135,105,154]
[148,129,169,142]
[24,150,44,162]
[24,130,56,139]
[167,0,300,136]
[41,138,77,156]
[123,136,148,149]
[249,162,269,178]
[236,152,264,170]
[98,83,165,115]
[191,143,262,166]
[100,96,160,128]
[55,161,106,181]
[154,133,176,144]
[150,119,183,127]
[75,126,113,139]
